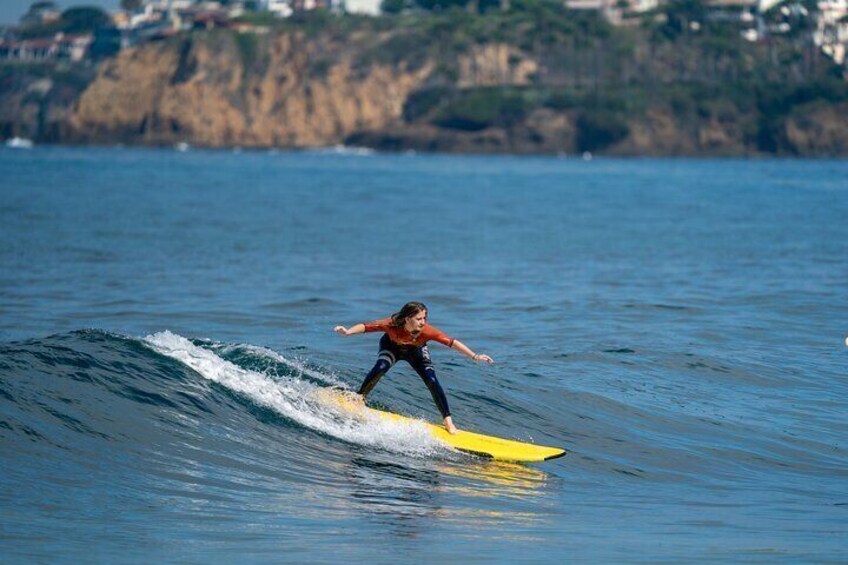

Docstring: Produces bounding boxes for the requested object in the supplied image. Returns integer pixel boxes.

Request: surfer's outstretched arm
[334,323,365,336]
[451,339,494,364]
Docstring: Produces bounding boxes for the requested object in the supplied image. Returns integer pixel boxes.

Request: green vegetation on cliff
[3,0,847,154]
[17,5,113,38]
[231,0,848,154]
[0,62,95,141]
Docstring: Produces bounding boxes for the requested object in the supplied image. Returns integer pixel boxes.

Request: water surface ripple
[1,147,846,562]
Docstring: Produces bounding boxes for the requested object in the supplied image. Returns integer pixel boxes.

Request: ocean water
[1,146,846,563]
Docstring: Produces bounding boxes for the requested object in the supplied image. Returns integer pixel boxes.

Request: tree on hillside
[20,1,59,25]
[60,6,112,33]
[120,0,144,11]
[28,1,58,12]
[656,0,708,40]
[415,0,472,10]
[382,0,408,13]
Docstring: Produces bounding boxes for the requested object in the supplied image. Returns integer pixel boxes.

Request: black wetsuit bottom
[358,334,451,419]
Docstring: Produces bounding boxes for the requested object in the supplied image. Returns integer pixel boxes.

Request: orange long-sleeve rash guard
[362,318,455,348]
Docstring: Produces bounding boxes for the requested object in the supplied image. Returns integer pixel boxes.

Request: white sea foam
[144,331,446,458]
[311,144,375,156]
[228,343,348,388]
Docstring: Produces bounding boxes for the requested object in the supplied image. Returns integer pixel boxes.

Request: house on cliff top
[0,32,93,62]
[814,0,848,63]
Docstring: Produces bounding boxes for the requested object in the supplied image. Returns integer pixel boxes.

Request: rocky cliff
[0,64,94,142]
[68,31,432,147]
[3,12,848,156]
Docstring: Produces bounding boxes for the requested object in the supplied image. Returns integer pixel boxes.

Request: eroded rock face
[784,103,848,156]
[69,32,432,148]
[0,68,93,141]
[457,43,538,88]
[70,41,185,143]
[3,28,846,156]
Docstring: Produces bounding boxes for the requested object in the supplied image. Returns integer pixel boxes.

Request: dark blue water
[1,146,846,562]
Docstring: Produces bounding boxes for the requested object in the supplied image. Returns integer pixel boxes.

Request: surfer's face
[404,310,427,334]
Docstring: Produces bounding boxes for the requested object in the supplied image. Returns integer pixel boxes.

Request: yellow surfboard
[319,389,566,463]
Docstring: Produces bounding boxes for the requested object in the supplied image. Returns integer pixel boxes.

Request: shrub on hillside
[433,88,531,130]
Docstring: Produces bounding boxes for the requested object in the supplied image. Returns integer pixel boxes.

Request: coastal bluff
[68,31,432,148]
[4,9,848,156]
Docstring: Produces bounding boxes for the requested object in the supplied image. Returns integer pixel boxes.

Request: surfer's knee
[421,366,439,385]
[367,355,393,378]
[418,367,442,394]
[372,358,392,374]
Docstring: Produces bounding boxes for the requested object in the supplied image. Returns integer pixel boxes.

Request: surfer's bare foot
[444,416,457,435]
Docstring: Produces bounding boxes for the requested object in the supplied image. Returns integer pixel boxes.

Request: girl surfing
[334,302,494,434]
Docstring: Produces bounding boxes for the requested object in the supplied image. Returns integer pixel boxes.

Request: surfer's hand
[334,323,365,336]
[474,354,494,364]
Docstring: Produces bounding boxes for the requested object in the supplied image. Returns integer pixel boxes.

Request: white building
[344,0,382,15]
[144,0,197,8]
[265,0,294,17]
[758,0,784,12]
[565,0,606,8]
[565,0,658,25]
[0,33,93,62]
[814,0,848,63]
